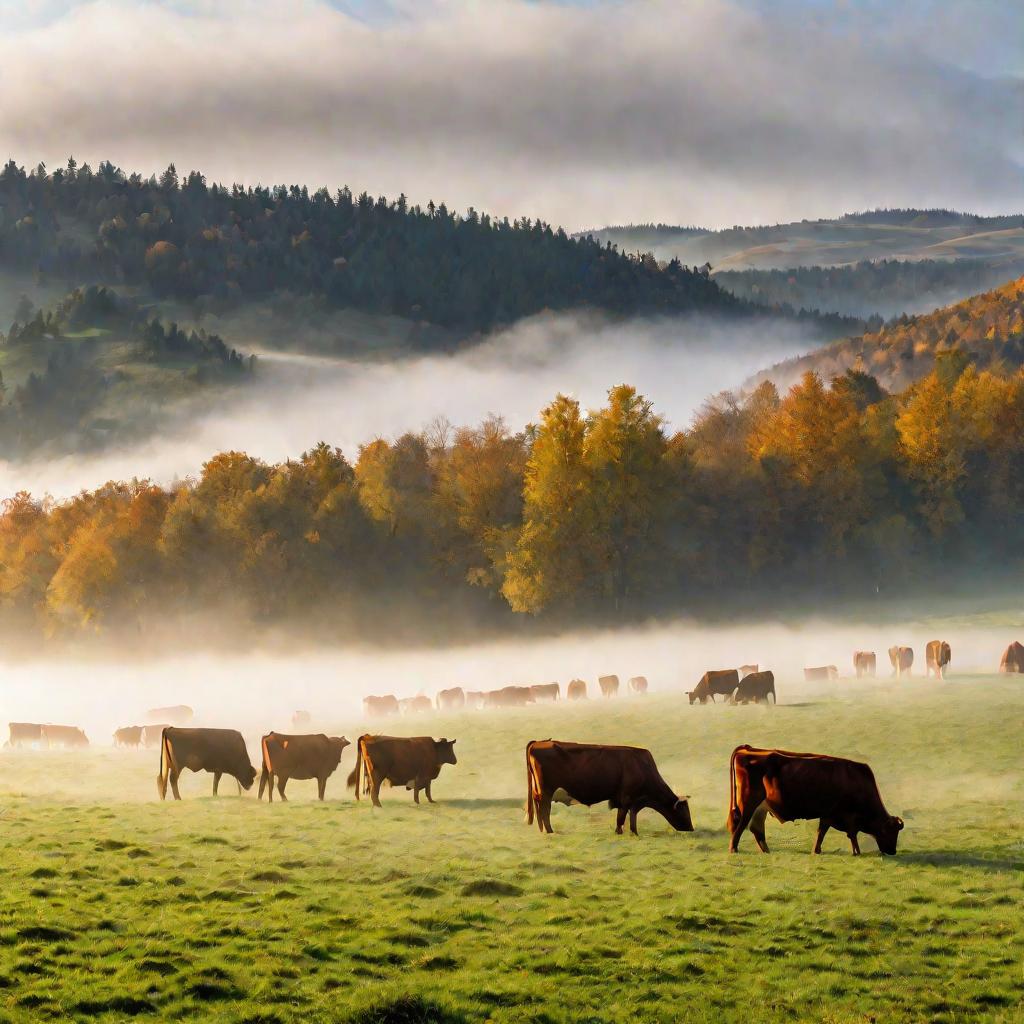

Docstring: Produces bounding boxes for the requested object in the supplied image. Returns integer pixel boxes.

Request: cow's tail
[726,745,746,831]
[525,742,535,825]
[157,728,170,800]
[258,735,271,800]
[346,736,363,799]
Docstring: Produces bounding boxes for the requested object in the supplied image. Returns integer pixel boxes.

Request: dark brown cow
[157,727,257,800]
[399,696,433,715]
[147,705,193,726]
[567,679,588,700]
[258,733,350,801]
[530,683,561,703]
[525,740,693,836]
[347,735,457,807]
[114,726,144,748]
[999,641,1024,674]
[888,646,913,678]
[925,641,951,680]
[436,687,466,711]
[804,665,838,682]
[484,686,533,708]
[41,725,89,749]
[733,670,776,705]
[853,651,876,678]
[598,675,620,698]
[7,723,43,748]
[688,669,739,705]
[291,711,312,729]
[143,724,169,748]
[363,695,399,717]
[727,744,903,855]
[628,676,649,695]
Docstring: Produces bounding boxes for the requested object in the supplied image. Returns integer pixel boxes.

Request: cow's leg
[537,793,554,834]
[412,782,421,804]
[614,806,628,834]
[813,820,829,854]
[424,779,434,803]
[212,772,222,796]
[277,776,288,801]
[169,769,182,801]
[848,832,861,855]
[317,776,327,800]
[748,803,770,853]
[369,773,383,809]
[628,805,642,836]
[266,771,273,802]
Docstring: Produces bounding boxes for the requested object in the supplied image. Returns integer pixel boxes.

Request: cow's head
[434,738,457,765]
[874,815,904,855]
[329,736,351,763]
[687,691,697,705]
[665,796,694,832]
[239,761,259,790]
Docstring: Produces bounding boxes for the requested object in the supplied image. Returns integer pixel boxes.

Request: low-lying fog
[0,312,816,500]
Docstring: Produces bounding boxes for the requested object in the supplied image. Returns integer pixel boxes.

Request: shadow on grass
[898,850,1024,872]
[441,798,524,810]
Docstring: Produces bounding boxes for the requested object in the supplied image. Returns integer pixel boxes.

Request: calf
[259,732,350,801]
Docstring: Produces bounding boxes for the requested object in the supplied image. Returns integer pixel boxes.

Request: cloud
[0,0,1019,230]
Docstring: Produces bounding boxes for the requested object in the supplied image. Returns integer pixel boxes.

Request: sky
[0,0,1020,231]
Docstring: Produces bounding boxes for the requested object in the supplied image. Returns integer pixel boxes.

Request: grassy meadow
[1,673,1023,1023]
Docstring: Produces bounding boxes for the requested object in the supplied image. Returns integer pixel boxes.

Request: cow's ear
[895,817,905,830]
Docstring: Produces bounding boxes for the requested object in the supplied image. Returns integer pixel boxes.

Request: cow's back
[166,727,248,772]
[362,735,436,783]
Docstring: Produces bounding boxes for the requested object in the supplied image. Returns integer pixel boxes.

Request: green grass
[1,676,1023,1022]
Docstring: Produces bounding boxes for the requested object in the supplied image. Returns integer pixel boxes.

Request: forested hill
[0,159,738,336]
[760,276,1024,392]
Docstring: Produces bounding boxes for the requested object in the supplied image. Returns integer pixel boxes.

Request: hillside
[760,276,1024,392]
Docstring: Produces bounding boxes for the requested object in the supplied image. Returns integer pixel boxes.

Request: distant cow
[464,690,486,709]
[258,733,350,801]
[347,735,457,807]
[525,740,693,836]
[598,675,620,698]
[142,724,169,748]
[999,641,1024,674]
[436,687,466,711]
[147,705,193,726]
[628,676,648,695]
[363,695,399,718]
[291,711,312,729]
[925,641,951,680]
[7,722,43,748]
[804,665,839,682]
[567,679,588,701]
[738,664,759,677]
[484,686,533,708]
[733,670,776,705]
[114,726,144,749]
[888,646,913,677]
[688,669,739,705]
[529,683,561,703]
[853,651,876,678]
[727,744,903,855]
[157,727,257,800]
[42,725,89,749]
[399,696,433,715]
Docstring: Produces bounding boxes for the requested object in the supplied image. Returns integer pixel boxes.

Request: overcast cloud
[0,0,1021,229]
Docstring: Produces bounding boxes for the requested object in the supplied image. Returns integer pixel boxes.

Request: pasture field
[1,674,1023,1023]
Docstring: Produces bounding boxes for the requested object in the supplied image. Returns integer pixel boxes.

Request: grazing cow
[114,726,144,749]
[484,686,533,708]
[157,727,257,800]
[147,705,193,726]
[804,666,839,682]
[853,651,876,678]
[530,683,561,703]
[258,733,350,801]
[688,669,739,705]
[598,675,620,698]
[733,670,776,705]
[292,711,312,729]
[628,676,649,695]
[347,735,457,807]
[7,722,43,748]
[41,725,89,749]
[728,745,903,855]
[525,740,693,836]
[399,696,433,715]
[888,646,913,677]
[567,679,588,701]
[464,690,486,709]
[999,641,1024,674]
[436,687,466,711]
[738,664,759,677]
[925,641,951,680]
[363,695,400,718]
[142,724,169,748]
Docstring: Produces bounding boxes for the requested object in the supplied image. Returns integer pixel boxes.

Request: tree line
[2,355,1023,644]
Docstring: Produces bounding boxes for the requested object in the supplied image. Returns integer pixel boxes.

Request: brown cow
[598,675,620,698]
[436,687,466,711]
[399,696,433,715]
[347,735,457,807]
[147,705,193,726]
[363,695,400,717]
[853,651,876,678]
[567,679,588,700]
[157,727,257,800]
[727,744,903,856]
[41,725,89,749]
[291,711,312,729]
[804,665,839,682]
[888,646,913,677]
[258,733,350,801]
[529,683,561,703]
[484,686,533,708]
[999,641,1024,674]
[525,740,693,836]
[926,641,951,680]
[733,670,776,705]
[464,691,486,709]
[143,724,169,748]
[688,669,739,705]
[7,723,43,748]
[628,676,649,695]
[114,726,144,749]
